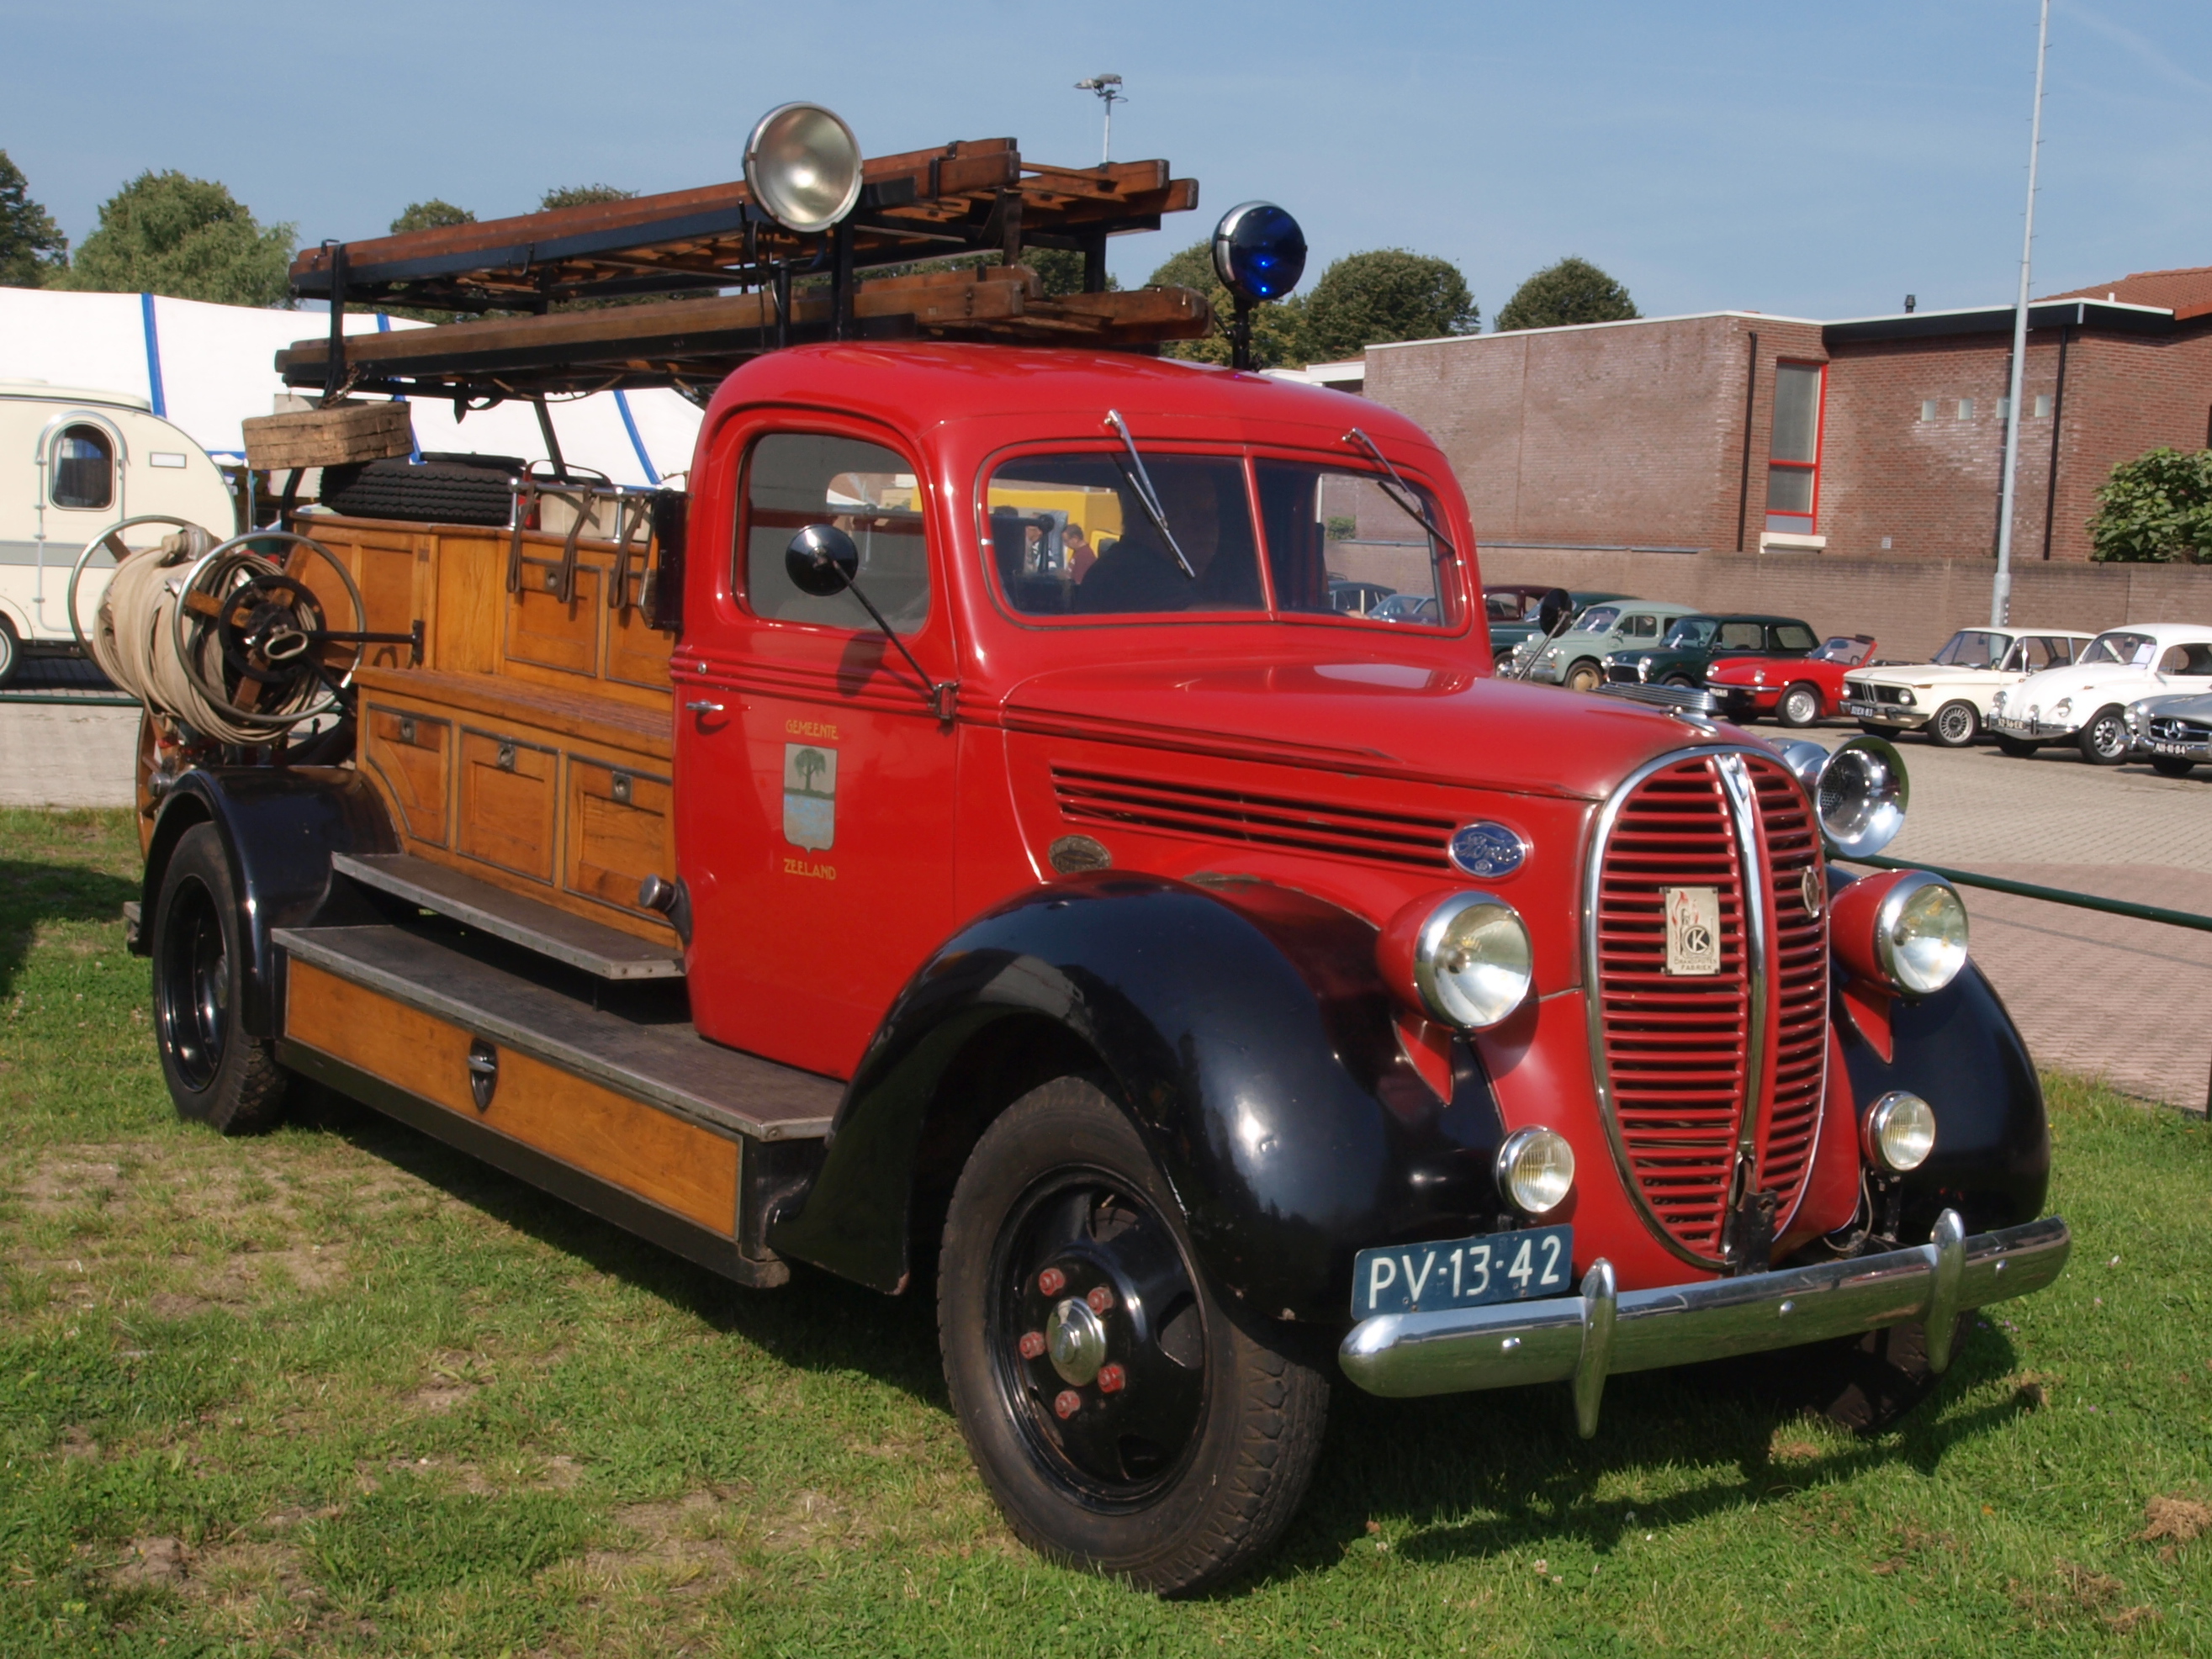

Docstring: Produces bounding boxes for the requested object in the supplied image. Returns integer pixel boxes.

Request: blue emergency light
[1211,202,1309,304]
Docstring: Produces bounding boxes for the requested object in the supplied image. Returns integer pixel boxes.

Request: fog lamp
[1379,891,1535,1030]
[1863,1091,1937,1173]
[744,102,863,234]
[1879,874,1969,993]
[1813,735,1908,859]
[1496,1128,1575,1215]
[1212,201,1309,302]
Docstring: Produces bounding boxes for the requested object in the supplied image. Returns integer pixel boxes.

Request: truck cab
[112,113,2069,1597]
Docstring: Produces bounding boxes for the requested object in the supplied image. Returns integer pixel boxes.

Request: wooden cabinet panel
[285,959,739,1234]
[363,705,450,845]
[331,531,421,668]
[508,562,602,677]
[432,533,505,674]
[456,728,558,883]
[567,758,672,913]
[606,568,673,691]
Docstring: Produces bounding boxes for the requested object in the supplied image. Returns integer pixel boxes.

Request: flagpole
[1993,0,2052,626]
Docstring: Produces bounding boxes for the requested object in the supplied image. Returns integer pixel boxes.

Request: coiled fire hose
[71,519,371,748]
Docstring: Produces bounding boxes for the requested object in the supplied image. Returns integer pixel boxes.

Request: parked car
[1987,623,2212,763]
[1707,635,1876,728]
[1328,578,1395,617]
[1487,586,1622,670]
[1519,599,1700,690]
[1841,627,2098,748]
[1372,592,1441,624]
[2126,689,2212,777]
[1603,612,1819,693]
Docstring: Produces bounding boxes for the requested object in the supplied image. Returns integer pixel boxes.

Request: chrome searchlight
[744,102,864,235]
[1813,734,1908,860]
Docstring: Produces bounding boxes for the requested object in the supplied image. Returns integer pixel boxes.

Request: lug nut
[1086,1286,1115,1314]
[1054,1389,1082,1419]
[1037,1267,1066,1297]
[1097,1363,1126,1394]
[1019,1331,1045,1360]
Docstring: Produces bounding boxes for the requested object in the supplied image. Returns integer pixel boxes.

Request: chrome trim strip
[1714,755,1770,1210]
[1339,1211,2069,1405]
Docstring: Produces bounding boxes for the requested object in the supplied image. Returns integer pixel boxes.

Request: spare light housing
[744,102,863,235]
[1211,201,1309,303]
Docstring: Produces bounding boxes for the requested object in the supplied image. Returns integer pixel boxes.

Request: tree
[2088,447,2212,563]
[1298,249,1478,362]
[0,151,68,287]
[540,184,634,212]
[1494,256,1638,332]
[57,171,294,306]
[1146,239,1307,370]
[1024,246,1118,299]
[390,198,474,235]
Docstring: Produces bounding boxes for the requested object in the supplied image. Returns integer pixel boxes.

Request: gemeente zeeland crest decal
[783,743,837,851]
[1663,885,1722,976]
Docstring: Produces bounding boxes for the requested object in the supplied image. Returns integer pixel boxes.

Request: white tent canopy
[0,289,703,488]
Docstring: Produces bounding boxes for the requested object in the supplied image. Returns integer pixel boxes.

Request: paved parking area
[0,704,139,808]
[1805,727,2211,1112]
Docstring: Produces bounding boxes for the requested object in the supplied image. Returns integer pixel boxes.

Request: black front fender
[139,768,394,1036]
[765,875,1510,1321]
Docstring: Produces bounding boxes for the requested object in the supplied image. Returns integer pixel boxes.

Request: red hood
[999,658,1728,802]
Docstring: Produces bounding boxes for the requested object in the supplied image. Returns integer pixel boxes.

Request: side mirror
[786,524,859,597]
[1537,588,1570,637]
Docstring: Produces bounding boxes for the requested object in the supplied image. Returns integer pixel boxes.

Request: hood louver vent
[1051,767,1455,872]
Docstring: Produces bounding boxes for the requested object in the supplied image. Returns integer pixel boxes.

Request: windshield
[1663,616,1717,647]
[1570,605,1622,633]
[982,451,1456,626]
[1933,629,2007,668]
[2081,631,2156,667]
[1812,636,1872,665]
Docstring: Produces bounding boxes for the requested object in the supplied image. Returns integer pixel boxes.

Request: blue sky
[6,0,2207,324]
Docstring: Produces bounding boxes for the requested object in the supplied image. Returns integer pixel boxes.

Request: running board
[333,852,684,981]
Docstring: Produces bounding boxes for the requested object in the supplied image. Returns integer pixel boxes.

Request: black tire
[2151,755,2197,778]
[2077,706,2130,765]
[1996,737,2039,758]
[1858,721,1888,736]
[1929,700,1979,748]
[0,616,19,689]
[318,456,522,527]
[1664,675,1697,689]
[1776,683,1822,728]
[1765,1313,1976,1434]
[150,824,291,1134]
[938,1077,1329,1596]
[1564,660,1602,694]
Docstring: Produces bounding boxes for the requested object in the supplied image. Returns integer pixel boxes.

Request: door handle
[685,700,726,714]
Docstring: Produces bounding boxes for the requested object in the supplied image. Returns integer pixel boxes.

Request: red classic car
[1708,634,1878,726]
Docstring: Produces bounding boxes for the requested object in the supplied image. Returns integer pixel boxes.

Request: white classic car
[1840,626,2097,748]
[1987,621,2212,763]
[2126,689,2212,778]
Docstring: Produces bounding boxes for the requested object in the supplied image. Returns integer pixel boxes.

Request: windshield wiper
[1104,409,1196,579]
[1343,427,1457,558]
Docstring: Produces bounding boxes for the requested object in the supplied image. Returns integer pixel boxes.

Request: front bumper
[1839,700,1929,729]
[1987,714,2077,740]
[1339,1211,2068,1434]
[2135,734,2212,761]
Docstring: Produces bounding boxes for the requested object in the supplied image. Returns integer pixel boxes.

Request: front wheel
[2151,755,2197,778]
[1776,683,1822,727]
[1996,737,2039,758]
[938,1078,1329,1596]
[0,616,19,690]
[2077,707,2130,765]
[1757,1313,1976,1434]
[1929,700,1980,748]
[151,823,291,1133]
[1564,661,1603,693]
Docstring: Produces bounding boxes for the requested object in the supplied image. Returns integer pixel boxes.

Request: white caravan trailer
[0,380,235,686]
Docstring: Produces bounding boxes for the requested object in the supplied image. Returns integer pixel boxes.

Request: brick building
[1310,267,2212,653]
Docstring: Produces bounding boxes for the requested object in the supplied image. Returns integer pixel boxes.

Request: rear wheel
[1664,674,1697,689]
[1929,700,1979,748]
[1997,737,2039,758]
[2151,755,2197,778]
[1777,683,1822,727]
[0,616,19,689]
[938,1077,1329,1595]
[1564,661,1602,693]
[151,824,291,1133]
[2077,706,2130,765]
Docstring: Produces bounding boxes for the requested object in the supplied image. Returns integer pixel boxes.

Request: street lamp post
[1993,0,2053,626]
[1074,74,1125,166]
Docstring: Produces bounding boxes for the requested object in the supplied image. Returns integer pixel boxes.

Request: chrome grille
[2149,716,2210,743]
[1585,748,1829,1265]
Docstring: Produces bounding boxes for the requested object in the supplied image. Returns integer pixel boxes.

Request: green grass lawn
[1,806,2208,1656]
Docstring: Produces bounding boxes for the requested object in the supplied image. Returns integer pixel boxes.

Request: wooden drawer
[566,758,672,916]
[508,559,601,677]
[456,727,558,883]
[362,705,450,846]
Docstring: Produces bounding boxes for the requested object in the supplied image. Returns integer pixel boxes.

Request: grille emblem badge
[1801,865,1824,918]
[1663,886,1722,976]
[1448,821,1527,878]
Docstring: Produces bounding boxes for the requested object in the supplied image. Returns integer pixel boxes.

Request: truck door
[674,424,959,1080]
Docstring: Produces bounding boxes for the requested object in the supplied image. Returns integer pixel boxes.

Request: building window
[1765,361,1824,535]
[50,425,115,510]
[1998,397,2012,420]
[1919,399,1937,422]
[1956,399,1975,420]
[2035,394,2053,418]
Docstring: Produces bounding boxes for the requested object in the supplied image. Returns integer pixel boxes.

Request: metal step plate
[334,852,683,981]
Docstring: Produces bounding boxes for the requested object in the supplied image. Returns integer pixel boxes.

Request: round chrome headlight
[1877,873,1969,994]
[1414,894,1533,1029]
[1496,1127,1575,1214]
[1862,1091,1936,1173]
[2052,697,2073,721]
[744,102,864,234]
[1814,736,1908,859]
[1991,689,2008,712]
[1897,689,1917,708]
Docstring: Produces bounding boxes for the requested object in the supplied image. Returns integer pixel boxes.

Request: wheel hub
[1046,1297,1108,1385]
